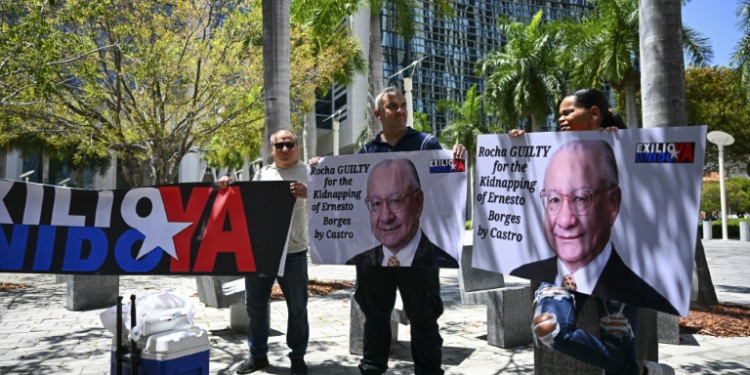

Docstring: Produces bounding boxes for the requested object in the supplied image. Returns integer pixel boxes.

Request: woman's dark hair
[566,88,627,129]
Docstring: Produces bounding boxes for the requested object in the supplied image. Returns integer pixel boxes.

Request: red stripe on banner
[160,186,212,272]
[193,186,255,272]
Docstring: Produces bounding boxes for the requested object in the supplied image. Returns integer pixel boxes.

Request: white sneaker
[643,361,676,375]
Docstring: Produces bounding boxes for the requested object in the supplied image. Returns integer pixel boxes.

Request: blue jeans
[244,250,309,359]
[534,282,640,375]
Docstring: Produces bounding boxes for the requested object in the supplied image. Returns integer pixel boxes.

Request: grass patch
[0,282,28,291]
[271,279,354,301]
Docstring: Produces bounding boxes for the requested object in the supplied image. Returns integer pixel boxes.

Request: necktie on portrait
[562,274,577,291]
[387,255,400,267]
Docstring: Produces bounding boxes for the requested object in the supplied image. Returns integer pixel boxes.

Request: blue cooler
[111,327,209,375]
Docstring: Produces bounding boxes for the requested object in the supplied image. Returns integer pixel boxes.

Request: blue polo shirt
[358,127,442,153]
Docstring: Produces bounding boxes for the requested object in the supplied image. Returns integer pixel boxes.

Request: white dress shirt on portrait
[555,242,613,294]
[380,230,422,267]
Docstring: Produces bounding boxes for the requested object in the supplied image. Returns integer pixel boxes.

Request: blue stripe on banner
[63,227,108,272]
[0,225,30,270]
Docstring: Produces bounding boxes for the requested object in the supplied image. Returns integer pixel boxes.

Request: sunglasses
[273,142,296,150]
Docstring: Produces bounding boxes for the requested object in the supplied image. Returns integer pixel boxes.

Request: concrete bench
[349,290,409,355]
[459,245,505,304]
[529,280,659,374]
[486,285,534,348]
[459,244,532,348]
[56,275,119,311]
[195,276,249,332]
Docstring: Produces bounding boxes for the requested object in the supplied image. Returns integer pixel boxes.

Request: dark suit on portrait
[510,245,678,315]
[346,231,459,268]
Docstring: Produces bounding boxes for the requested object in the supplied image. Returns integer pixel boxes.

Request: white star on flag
[121,188,193,261]
[135,220,192,260]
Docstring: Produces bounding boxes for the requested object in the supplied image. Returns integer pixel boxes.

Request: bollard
[703,220,712,240]
[741,221,749,242]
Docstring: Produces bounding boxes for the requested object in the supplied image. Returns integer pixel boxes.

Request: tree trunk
[303,91,317,161]
[367,6,383,141]
[640,0,716,310]
[467,158,474,226]
[75,168,85,188]
[530,114,540,133]
[262,0,291,165]
[691,233,719,309]
[639,0,686,129]
[625,82,640,129]
[42,150,50,184]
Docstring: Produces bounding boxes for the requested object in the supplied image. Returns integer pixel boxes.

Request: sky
[682,0,744,67]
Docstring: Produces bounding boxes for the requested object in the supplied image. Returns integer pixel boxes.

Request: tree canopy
[685,65,750,172]
[1,0,363,186]
[477,10,564,132]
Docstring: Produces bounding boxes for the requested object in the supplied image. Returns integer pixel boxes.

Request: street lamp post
[707,131,735,240]
[403,77,414,128]
[19,170,35,183]
[333,116,340,156]
[387,56,427,129]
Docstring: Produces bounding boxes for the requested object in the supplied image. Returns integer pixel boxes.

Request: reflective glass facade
[382,0,592,133]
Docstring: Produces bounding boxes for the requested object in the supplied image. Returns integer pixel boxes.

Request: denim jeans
[354,265,444,375]
[244,250,309,359]
[534,282,640,375]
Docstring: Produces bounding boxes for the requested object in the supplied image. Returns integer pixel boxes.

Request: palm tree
[571,0,712,128]
[291,0,366,161]
[639,0,717,308]
[477,10,565,133]
[364,0,453,141]
[733,0,750,102]
[262,0,291,164]
[437,84,496,222]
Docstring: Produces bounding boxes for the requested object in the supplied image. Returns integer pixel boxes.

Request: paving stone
[0,240,748,374]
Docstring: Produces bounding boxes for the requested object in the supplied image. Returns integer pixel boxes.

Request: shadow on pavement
[679,360,750,375]
[716,285,750,295]
[678,333,700,346]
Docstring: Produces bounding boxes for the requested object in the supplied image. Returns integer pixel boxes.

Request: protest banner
[309,150,466,268]
[472,126,707,316]
[0,181,295,276]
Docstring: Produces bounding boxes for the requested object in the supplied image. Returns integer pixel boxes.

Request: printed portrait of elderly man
[346,158,459,268]
[510,139,678,314]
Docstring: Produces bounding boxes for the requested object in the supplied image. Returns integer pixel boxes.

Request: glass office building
[313,0,593,155]
[380,0,592,133]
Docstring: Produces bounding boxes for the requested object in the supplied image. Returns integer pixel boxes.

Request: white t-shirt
[253,160,308,253]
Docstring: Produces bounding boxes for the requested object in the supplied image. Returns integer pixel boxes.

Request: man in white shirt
[220,129,310,375]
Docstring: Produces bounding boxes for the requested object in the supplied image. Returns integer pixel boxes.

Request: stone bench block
[349,291,408,355]
[230,302,248,333]
[487,286,533,348]
[229,300,274,334]
[530,281,659,374]
[196,276,245,308]
[657,311,680,345]
[55,275,70,283]
[65,275,119,311]
[459,245,504,304]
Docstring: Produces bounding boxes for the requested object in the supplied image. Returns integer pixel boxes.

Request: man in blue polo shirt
[356,86,465,375]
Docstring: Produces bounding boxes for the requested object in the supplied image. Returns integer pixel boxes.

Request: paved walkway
[1,239,749,375]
